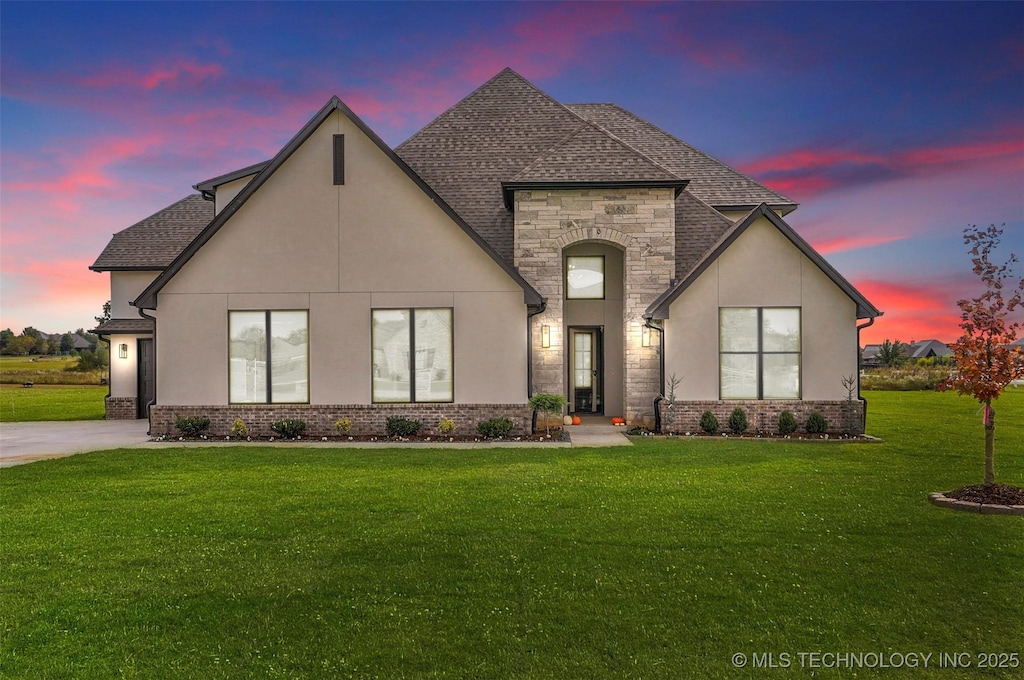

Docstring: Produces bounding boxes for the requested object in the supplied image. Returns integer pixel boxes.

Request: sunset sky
[1,1,1021,344]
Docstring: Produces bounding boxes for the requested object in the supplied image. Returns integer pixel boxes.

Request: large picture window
[566,256,605,299]
[372,308,453,403]
[229,310,308,403]
[720,307,800,399]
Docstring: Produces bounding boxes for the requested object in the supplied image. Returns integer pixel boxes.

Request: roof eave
[713,202,799,216]
[502,179,689,210]
[193,161,270,193]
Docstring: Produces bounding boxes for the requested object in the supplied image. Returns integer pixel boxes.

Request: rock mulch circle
[929,483,1024,516]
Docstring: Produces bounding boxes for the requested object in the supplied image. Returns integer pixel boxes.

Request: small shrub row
[172,414,521,439]
[476,417,514,439]
[271,419,306,439]
[385,417,422,437]
[175,416,210,437]
[696,409,828,435]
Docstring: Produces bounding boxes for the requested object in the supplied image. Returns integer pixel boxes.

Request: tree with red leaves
[939,224,1024,487]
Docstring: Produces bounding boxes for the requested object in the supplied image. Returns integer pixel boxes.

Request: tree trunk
[984,401,995,487]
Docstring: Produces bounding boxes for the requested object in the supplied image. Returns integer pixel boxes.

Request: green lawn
[1,391,1022,678]
[0,354,105,387]
[0,384,107,422]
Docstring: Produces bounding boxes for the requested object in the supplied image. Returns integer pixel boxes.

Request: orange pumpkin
[571,415,582,426]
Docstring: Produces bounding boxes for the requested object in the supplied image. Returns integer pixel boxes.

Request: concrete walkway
[0,420,151,468]
[0,419,632,468]
[565,424,633,447]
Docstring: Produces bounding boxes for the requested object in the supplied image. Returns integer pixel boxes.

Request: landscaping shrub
[727,408,748,435]
[699,410,719,434]
[778,410,798,435]
[386,417,422,437]
[230,418,248,438]
[334,418,352,435]
[175,416,211,437]
[271,419,306,438]
[438,418,456,435]
[860,365,950,391]
[476,417,514,439]
[805,412,828,434]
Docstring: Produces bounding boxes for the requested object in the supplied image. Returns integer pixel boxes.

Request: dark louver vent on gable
[333,134,345,185]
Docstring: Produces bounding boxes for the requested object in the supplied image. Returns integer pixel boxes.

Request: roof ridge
[511,117,686,183]
[396,67,587,151]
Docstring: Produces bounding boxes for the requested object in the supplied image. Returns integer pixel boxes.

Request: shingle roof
[90,194,213,271]
[674,190,736,278]
[510,121,684,184]
[396,68,585,260]
[92,318,155,334]
[566,103,796,212]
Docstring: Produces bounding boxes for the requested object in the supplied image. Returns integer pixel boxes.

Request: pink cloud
[80,60,225,91]
[812,233,908,255]
[741,125,1024,202]
[855,277,978,344]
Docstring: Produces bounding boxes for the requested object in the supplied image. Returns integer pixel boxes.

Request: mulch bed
[945,483,1024,506]
[155,430,567,444]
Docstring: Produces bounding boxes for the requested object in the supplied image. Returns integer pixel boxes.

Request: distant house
[861,339,951,368]
[907,339,951,361]
[91,68,881,432]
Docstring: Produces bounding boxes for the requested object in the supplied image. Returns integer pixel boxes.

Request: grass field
[0,384,107,422]
[0,355,106,386]
[1,391,1022,678]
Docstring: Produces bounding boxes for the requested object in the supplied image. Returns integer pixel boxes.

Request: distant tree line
[0,327,100,358]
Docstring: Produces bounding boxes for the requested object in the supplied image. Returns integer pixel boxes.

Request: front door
[137,338,155,419]
[569,327,603,415]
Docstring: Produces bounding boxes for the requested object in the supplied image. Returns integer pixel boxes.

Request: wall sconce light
[641,325,651,348]
[119,343,129,359]
[541,325,551,348]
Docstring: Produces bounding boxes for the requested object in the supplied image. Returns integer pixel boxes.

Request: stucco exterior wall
[110,271,158,318]
[664,217,858,401]
[108,333,149,399]
[214,175,257,214]
[154,109,528,407]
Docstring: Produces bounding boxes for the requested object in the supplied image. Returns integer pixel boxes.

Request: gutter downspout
[856,317,876,434]
[527,300,547,434]
[138,306,157,436]
[645,317,665,433]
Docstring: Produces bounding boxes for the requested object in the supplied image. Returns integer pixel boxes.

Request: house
[91,68,881,435]
[907,339,951,361]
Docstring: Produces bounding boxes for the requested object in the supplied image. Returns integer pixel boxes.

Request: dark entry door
[569,327,603,415]
[137,339,155,419]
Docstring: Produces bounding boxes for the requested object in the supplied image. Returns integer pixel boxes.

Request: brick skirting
[150,403,534,438]
[658,400,864,435]
[105,396,137,420]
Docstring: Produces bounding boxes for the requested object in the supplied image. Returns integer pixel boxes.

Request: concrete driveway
[0,420,151,468]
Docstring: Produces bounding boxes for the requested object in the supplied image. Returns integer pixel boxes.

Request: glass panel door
[570,328,602,414]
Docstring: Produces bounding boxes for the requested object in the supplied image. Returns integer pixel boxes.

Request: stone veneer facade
[514,187,675,426]
[658,400,866,436]
[150,403,533,438]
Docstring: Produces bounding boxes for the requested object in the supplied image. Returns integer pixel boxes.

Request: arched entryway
[563,241,624,418]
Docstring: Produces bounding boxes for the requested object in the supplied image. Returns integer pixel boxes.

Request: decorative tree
[528,393,567,437]
[939,225,1024,487]
[877,338,907,367]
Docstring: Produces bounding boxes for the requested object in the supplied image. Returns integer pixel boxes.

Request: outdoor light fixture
[119,343,128,359]
[541,325,551,348]
[641,325,651,348]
